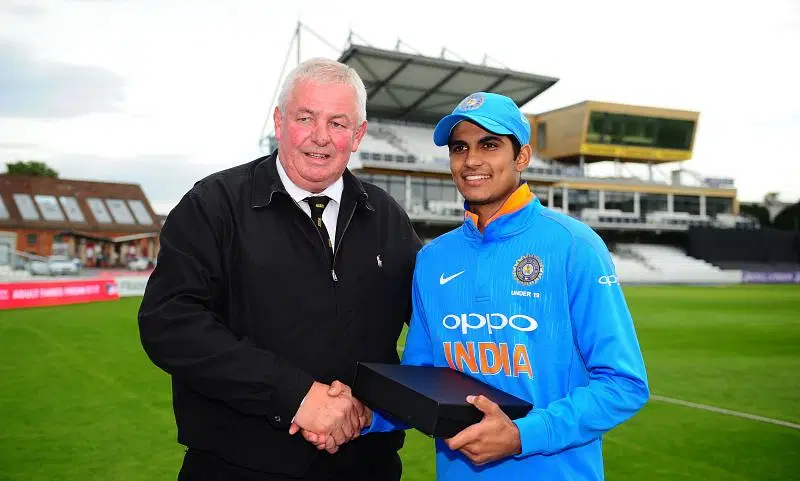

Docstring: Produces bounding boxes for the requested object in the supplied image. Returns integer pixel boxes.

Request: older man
[139,57,421,481]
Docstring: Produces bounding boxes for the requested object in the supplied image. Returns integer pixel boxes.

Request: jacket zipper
[290,197,357,283]
[331,203,357,283]
[285,200,334,274]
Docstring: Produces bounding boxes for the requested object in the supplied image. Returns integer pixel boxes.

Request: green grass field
[1,285,799,480]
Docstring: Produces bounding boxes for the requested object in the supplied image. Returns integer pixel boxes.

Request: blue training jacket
[367,187,649,480]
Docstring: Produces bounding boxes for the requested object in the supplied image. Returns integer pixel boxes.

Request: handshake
[289,380,371,454]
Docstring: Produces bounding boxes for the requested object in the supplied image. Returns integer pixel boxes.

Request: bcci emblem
[513,254,543,286]
[457,93,484,111]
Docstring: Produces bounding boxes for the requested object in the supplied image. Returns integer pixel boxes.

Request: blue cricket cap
[433,92,531,147]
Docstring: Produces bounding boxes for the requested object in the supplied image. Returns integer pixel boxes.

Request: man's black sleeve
[137,184,314,428]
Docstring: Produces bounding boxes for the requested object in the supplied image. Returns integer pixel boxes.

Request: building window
[552,188,563,209]
[640,193,668,216]
[411,180,424,199]
[567,189,599,215]
[59,196,86,222]
[706,197,733,217]
[531,186,549,206]
[13,194,40,220]
[425,179,443,202]
[34,195,66,221]
[586,111,695,150]
[87,197,113,223]
[127,200,154,225]
[0,194,9,220]
[441,182,457,202]
[370,174,389,192]
[674,195,701,215]
[387,176,406,206]
[537,122,547,151]
[27,233,38,246]
[105,199,136,224]
[605,191,635,213]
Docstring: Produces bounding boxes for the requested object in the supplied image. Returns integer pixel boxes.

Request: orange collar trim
[465,183,534,230]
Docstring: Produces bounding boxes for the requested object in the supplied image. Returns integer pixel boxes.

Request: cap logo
[457,93,484,112]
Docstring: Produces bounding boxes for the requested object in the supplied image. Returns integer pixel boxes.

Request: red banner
[0,279,120,310]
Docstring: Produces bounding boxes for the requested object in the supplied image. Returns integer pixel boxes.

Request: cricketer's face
[448,120,530,213]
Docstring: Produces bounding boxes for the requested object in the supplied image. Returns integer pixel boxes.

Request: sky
[1,0,798,214]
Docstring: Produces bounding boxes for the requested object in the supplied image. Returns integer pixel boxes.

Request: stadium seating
[713,213,759,229]
[356,134,407,161]
[645,211,711,227]
[614,243,741,284]
[358,119,588,180]
[610,252,661,283]
[366,120,449,164]
[582,208,642,225]
[427,200,464,216]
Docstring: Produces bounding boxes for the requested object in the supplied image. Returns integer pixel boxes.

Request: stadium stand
[369,120,448,164]
[610,251,660,283]
[253,41,800,285]
[615,243,741,284]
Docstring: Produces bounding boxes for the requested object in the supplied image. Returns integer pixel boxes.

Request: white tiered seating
[372,121,449,164]
[617,244,740,284]
[610,253,660,283]
[356,134,405,158]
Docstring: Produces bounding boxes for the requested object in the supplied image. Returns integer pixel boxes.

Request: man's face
[273,79,366,192]
[448,120,530,213]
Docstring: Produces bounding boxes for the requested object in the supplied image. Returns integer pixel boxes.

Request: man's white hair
[277,57,367,124]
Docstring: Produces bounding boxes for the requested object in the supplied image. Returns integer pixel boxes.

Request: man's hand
[289,381,355,442]
[444,395,522,466]
[326,380,372,431]
[290,381,371,454]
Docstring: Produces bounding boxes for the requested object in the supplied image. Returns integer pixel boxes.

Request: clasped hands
[290,382,522,465]
[289,380,371,454]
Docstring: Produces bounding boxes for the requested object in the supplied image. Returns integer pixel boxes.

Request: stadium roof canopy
[338,44,559,125]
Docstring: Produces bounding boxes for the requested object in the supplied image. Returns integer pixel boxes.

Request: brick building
[0,174,161,267]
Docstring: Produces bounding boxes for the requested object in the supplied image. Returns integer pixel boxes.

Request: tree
[773,202,800,231]
[763,191,787,222]
[4,161,59,178]
[738,203,771,228]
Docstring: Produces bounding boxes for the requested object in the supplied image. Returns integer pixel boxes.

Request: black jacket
[138,153,421,477]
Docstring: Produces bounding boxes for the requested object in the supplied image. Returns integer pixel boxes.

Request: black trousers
[177,448,402,481]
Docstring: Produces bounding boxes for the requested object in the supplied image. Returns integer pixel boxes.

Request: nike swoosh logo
[439,270,465,285]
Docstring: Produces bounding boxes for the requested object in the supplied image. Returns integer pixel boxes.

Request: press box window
[537,122,547,151]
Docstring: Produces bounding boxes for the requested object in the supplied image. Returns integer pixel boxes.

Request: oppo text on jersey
[442,313,538,335]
